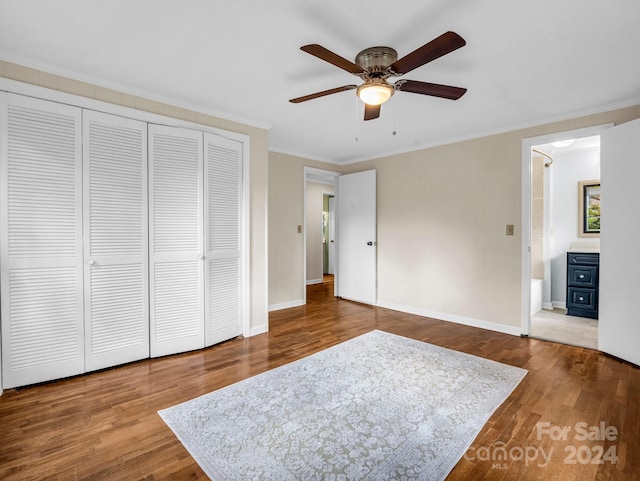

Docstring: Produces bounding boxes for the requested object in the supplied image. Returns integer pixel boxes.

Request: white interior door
[599,118,640,366]
[149,125,205,357]
[1,94,84,388]
[83,111,149,371]
[204,133,243,346]
[337,170,376,304]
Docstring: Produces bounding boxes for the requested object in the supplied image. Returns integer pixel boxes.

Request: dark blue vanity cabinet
[566,252,599,319]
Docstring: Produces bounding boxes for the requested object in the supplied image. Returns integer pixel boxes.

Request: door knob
[87,259,95,265]
[366,241,376,246]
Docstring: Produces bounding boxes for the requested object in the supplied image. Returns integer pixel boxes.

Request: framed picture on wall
[579,179,600,237]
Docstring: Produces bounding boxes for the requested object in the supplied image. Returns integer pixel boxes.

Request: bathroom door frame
[520,124,612,336]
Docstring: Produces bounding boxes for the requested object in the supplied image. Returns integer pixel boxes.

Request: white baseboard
[551,301,567,310]
[376,300,522,337]
[306,279,323,285]
[542,302,554,310]
[268,299,305,312]
[247,324,268,337]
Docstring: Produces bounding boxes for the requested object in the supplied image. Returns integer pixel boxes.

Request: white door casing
[599,118,640,366]
[328,196,336,275]
[337,170,377,305]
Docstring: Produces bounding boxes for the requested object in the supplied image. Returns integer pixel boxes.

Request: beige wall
[341,136,522,328]
[269,104,640,333]
[341,105,640,330]
[0,60,269,333]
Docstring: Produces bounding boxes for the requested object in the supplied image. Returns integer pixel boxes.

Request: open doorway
[303,167,339,302]
[522,125,610,349]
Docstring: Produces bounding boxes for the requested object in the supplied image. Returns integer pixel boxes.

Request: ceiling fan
[290,31,467,121]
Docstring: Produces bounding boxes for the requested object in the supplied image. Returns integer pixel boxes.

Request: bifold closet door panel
[149,124,205,357]
[0,93,84,388]
[83,110,149,372]
[204,133,243,346]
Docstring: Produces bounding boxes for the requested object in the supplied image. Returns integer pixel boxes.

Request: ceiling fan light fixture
[357,80,394,106]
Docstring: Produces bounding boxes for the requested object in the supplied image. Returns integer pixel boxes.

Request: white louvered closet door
[204,133,243,346]
[83,111,149,371]
[0,94,84,388]
[149,125,205,357]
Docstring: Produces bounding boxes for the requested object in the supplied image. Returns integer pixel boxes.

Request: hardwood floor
[1,276,638,480]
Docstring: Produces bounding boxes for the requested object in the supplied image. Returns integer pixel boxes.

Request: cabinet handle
[88,259,95,266]
[579,274,585,279]
[578,296,584,301]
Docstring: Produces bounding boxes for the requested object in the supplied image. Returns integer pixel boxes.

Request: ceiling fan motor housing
[355,47,398,75]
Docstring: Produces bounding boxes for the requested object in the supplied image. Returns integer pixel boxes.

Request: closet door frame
[0,80,252,390]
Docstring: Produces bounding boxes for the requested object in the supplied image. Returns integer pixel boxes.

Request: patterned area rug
[159,330,527,481]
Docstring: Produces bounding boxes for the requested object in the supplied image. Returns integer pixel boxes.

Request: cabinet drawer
[567,265,597,288]
[567,287,597,310]
[567,253,599,266]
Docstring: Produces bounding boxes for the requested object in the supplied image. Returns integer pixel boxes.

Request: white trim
[304,166,341,183]
[0,78,254,143]
[551,301,566,310]
[306,279,323,285]
[376,300,522,337]
[335,97,640,165]
[269,146,337,165]
[247,324,268,337]
[0,61,271,130]
[268,300,305,312]
[0,92,2,395]
[520,123,613,338]
[242,136,253,339]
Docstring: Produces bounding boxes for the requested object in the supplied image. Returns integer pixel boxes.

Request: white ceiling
[2,0,639,164]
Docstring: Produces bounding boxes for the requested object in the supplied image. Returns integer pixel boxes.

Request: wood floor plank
[0,276,638,480]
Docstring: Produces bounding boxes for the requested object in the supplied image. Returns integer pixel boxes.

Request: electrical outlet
[506,224,514,236]
[297,225,302,234]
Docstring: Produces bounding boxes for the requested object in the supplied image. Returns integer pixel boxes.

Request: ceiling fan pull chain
[392,97,398,136]
[354,96,360,141]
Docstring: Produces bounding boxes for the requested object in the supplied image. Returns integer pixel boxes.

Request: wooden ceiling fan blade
[289,85,358,103]
[395,80,467,100]
[364,103,381,121]
[389,31,466,75]
[301,44,366,75]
